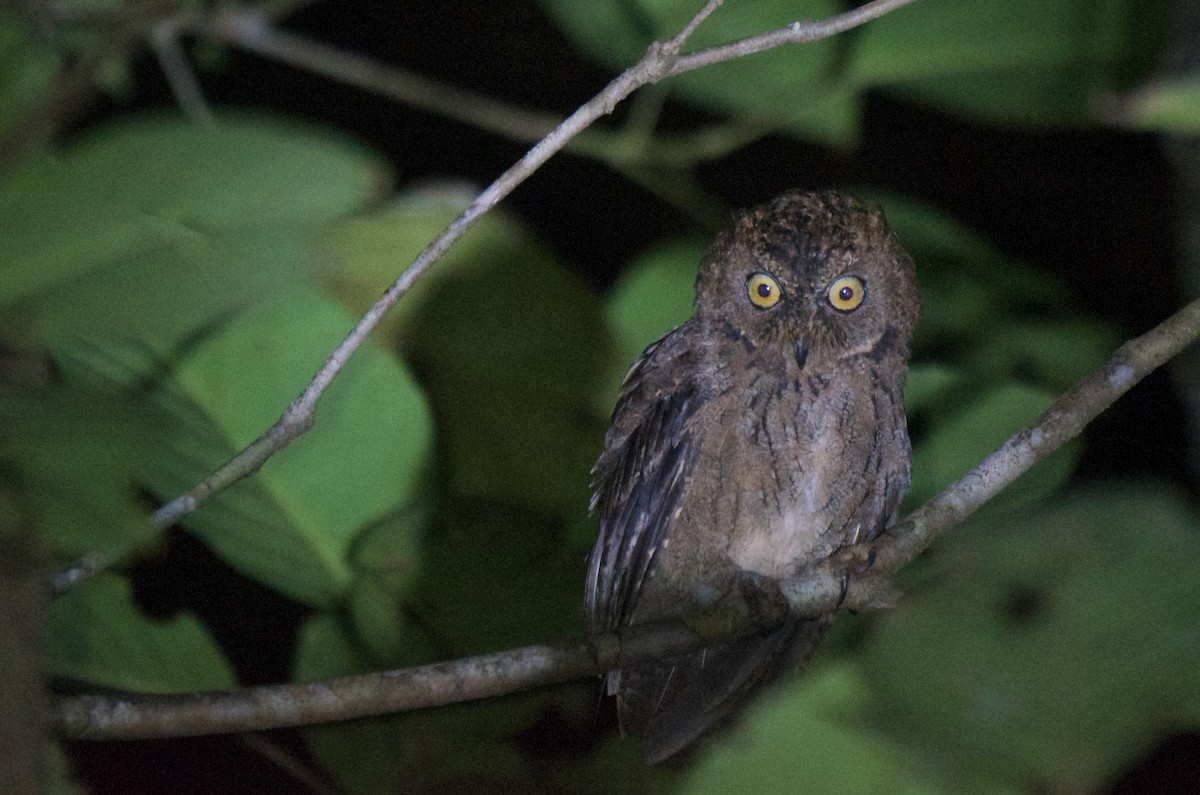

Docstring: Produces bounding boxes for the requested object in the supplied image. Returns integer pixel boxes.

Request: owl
[585,190,919,763]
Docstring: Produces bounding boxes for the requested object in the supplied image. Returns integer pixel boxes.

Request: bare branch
[52,0,919,593]
[865,293,1200,575]
[149,15,214,124]
[199,10,771,170]
[53,295,1200,739]
[204,9,563,144]
[668,0,918,75]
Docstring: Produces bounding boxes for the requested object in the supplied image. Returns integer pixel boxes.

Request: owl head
[694,191,919,368]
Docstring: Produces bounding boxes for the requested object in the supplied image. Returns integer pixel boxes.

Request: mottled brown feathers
[586,190,919,763]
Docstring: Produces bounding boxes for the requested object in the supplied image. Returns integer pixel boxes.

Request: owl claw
[837,571,850,608]
[831,542,877,574]
[830,543,877,608]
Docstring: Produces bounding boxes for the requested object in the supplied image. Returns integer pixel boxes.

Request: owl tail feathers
[616,616,833,765]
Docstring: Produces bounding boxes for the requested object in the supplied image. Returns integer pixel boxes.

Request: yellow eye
[747,273,782,309]
[827,275,866,312]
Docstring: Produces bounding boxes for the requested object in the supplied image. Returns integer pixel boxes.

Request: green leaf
[537,0,859,145]
[906,383,1077,511]
[320,186,611,519]
[863,485,1200,793]
[0,378,171,565]
[903,364,967,417]
[315,185,535,343]
[47,572,236,692]
[294,612,545,794]
[870,193,1013,275]
[683,665,951,795]
[294,614,414,795]
[0,8,59,135]
[1119,73,1200,134]
[408,504,582,654]
[969,318,1119,392]
[607,237,704,366]
[866,193,1063,346]
[0,113,385,318]
[0,114,421,602]
[346,507,431,663]
[11,228,315,363]
[852,0,1154,126]
[150,284,434,606]
[601,236,704,412]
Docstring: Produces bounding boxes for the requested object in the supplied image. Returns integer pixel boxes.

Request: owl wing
[585,329,702,635]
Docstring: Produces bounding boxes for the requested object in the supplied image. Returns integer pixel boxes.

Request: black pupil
[757,283,772,298]
[838,286,854,301]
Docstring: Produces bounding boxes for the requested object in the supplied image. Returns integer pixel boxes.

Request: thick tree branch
[51,0,920,593]
[53,295,1200,740]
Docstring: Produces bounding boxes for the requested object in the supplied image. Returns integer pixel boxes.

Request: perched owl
[585,190,919,763]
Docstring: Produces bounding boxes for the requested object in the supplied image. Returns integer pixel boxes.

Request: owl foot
[731,570,790,631]
[829,544,877,608]
[685,571,787,641]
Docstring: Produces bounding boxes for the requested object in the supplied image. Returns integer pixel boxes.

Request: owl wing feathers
[585,331,701,635]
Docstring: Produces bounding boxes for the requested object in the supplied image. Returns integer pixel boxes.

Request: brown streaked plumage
[586,190,919,763]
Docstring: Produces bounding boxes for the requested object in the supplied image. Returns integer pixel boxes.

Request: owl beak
[794,338,809,370]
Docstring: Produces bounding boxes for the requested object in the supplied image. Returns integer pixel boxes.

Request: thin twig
[851,293,1200,584]
[199,7,771,169]
[149,16,214,124]
[52,295,1200,739]
[52,0,920,593]
[667,0,918,75]
[205,11,563,144]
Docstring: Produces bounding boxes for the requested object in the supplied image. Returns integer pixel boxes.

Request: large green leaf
[969,317,1120,393]
[20,229,312,356]
[294,610,559,795]
[607,237,704,366]
[537,0,858,145]
[851,0,1154,126]
[345,506,431,664]
[600,236,705,414]
[867,194,1111,513]
[146,284,434,607]
[293,614,415,795]
[295,500,586,792]
[1118,73,1200,134]
[47,572,236,692]
[906,382,1077,512]
[863,485,1200,793]
[0,113,386,351]
[318,187,611,521]
[683,665,951,795]
[541,0,1154,146]
[0,112,422,602]
[407,503,583,655]
[0,381,167,565]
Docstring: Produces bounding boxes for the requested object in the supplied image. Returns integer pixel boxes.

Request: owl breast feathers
[586,190,919,763]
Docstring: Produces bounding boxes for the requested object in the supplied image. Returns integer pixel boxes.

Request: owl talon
[831,543,877,575]
[830,543,877,608]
